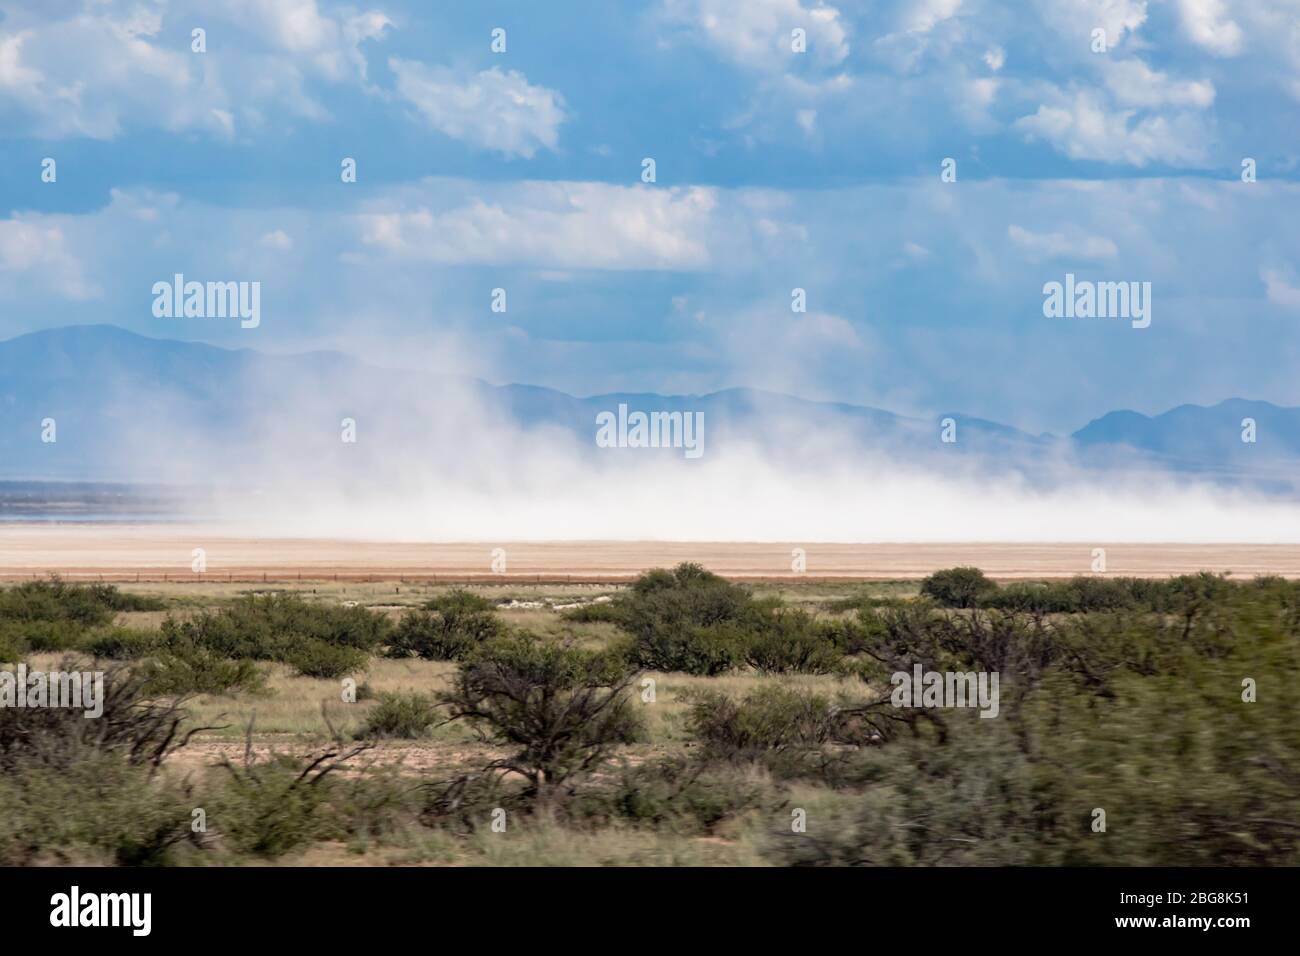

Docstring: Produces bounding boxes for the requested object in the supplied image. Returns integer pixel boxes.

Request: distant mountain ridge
[1,325,1296,491]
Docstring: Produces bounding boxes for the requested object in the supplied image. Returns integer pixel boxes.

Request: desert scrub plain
[0,566,1297,867]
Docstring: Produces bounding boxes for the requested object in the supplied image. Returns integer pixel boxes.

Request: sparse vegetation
[386,589,505,661]
[358,690,441,739]
[2,567,1296,866]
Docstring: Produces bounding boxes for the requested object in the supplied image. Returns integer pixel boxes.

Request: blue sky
[2,0,1300,432]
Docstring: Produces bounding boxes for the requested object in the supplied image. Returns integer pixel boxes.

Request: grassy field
[3,569,1297,867]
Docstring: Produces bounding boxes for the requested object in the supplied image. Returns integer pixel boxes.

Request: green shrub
[563,758,772,833]
[83,625,165,659]
[763,580,1300,866]
[359,691,441,739]
[632,622,746,676]
[212,754,333,857]
[159,594,388,668]
[85,585,166,613]
[560,600,624,624]
[608,564,760,675]
[919,567,997,608]
[440,634,644,797]
[211,739,375,858]
[139,648,265,696]
[688,686,853,762]
[0,578,160,627]
[0,754,196,865]
[284,639,367,679]
[741,610,843,674]
[387,589,505,661]
[0,618,84,654]
[0,659,210,774]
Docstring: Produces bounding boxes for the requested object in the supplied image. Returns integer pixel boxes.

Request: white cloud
[1014,88,1211,167]
[0,31,42,95]
[356,181,721,270]
[389,60,567,158]
[1103,59,1215,108]
[983,46,1005,71]
[659,0,849,70]
[1262,266,1300,309]
[1176,0,1244,56]
[258,230,294,251]
[1008,224,1118,261]
[902,0,963,35]
[1038,0,1148,52]
[870,0,967,73]
[216,0,392,80]
[0,218,98,300]
[0,0,390,139]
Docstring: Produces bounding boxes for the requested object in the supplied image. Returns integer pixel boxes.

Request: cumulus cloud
[389,60,567,158]
[1037,0,1149,52]
[1014,87,1212,167]
[355,181,722,269]
[0,218,99,300]
[659,0,850,70]
[1176,0,1244,56]
[0,0,390,139]
[1102,59,1215,108]
[218,0,391,79]
[258,230,294,251]
[1008,224,1118,261]
[1262,266,1300,309]
[900,0,963,35]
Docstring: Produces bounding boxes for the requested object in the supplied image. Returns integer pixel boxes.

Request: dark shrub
[0,618,83,654]
[83,625,166,659]
[0,658,214,864]
[160,594,389,666]
[741,609,843,674]
[387,589,505,661]
[919,567,997,608]
[0,658,219,774]
[213,751,362,858]
[614,563,759,675]
[560,600,624,624]
[633,622,746,676]
[688,686,854,761]
[85,585,166,613]
[0,754,196,865]
[139,648,265,696]
[980,581,1074,614]
[284,639,367,679]
[359,691,441,739]
[563,757,771,833]
[0,577,116,627]
[440,634,643,797]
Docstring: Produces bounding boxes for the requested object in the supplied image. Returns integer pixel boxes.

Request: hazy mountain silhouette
[0,326,1294,492]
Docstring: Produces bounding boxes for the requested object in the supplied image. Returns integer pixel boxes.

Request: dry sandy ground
[3,523,1300,580]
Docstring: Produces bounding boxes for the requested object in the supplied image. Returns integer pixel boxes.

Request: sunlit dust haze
[93,357,1296,544]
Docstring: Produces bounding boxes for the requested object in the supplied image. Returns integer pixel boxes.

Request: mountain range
[1,325,1297,495]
